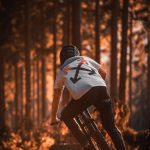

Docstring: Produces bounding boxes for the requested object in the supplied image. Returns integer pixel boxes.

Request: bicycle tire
[75,115,97,150]
[79,110,110,150]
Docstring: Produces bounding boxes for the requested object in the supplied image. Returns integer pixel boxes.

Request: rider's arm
[86,57,107,80]
[51,70,64,124]
[98,67,106,81]
[51,88,62,124]
[61,87,70,106]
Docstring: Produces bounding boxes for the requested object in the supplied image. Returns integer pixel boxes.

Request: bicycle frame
[74,109,111,150]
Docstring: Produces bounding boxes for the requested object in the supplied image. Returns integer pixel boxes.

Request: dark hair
[60,45,80,65]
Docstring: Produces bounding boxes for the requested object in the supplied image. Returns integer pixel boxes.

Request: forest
[0,0,150,149]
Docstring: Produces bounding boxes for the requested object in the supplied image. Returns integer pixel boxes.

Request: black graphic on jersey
[70,64,82,83]
[70,64,96,84]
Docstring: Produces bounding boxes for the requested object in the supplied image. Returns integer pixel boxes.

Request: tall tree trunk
[14,59,19,130]
[53,0,57,80]
[19,67,24,125]
[36,54,40,125]
[40,0,46,120]
[63,0,71,45]
[31,59,36,124]
[146,0,150,104]
[72,0,81,51]
[144,0,150,129]
[147,49,150,127]
[119,0,129,103]
[110,0,119,100]
[41,57,46,120]
[95,0,100,63]
[129,13,133,112]
[0,57,6,134]
[25,0,32,131]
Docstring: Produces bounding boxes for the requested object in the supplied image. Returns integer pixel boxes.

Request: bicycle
[50,107,111,150]
[74,108,111,150]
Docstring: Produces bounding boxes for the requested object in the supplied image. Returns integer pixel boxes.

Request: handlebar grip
[50,121,59,126]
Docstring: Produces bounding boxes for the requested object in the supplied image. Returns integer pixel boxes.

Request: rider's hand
[50,117,60,126]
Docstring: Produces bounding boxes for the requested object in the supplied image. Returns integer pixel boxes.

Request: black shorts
[61,86,110,119]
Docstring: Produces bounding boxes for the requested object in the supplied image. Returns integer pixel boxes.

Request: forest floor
[0,122,80,150]
[1,122,150,150]
[0,102,150,150]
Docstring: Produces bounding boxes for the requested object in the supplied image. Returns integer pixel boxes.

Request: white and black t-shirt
[54,56,106,100]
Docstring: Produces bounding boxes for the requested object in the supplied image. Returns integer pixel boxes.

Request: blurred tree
[147,48,150,126]
[72,0,81,51]
[145,0,150,127]
[14,54,19,130]
[36,52,41,125]
[129,12,133,112]
[63,0,71,45]
[40,0,46,121]
[119,0,129,103]
[95,0,100,63]
[31,58,36,124]
[144,17,150,127]
[19,67,24,126]
[0,53,6,134]
[53,0,57,80]
[24,0,32,131]
[110,0,119,100]
[0,0,12,134]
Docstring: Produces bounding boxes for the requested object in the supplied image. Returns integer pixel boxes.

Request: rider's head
[60,45,80,65]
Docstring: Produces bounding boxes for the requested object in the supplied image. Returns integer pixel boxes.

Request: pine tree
[110,0,119,100]
[72,0,81,51]
[119,0,129,102]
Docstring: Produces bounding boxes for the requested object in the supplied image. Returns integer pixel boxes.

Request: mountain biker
[50,45,126,150]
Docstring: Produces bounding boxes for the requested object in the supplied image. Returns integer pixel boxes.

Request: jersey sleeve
[54,70,64,89]
[86,57,101,70]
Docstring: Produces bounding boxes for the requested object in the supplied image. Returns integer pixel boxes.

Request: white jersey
[54,56,106,100]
